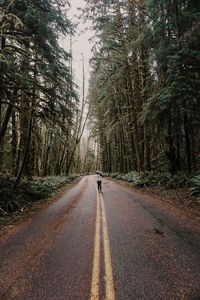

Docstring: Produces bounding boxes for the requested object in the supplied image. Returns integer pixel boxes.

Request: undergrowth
[0,175,78,215]
[190,175,200,196]
[106,171,200,199]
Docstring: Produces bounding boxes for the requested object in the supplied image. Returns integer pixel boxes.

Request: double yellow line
[90,191,115,300]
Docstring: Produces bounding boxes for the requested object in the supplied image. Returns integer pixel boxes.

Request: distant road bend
[0,175,200,300]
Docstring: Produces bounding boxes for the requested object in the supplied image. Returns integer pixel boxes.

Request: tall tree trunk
[115,0,143,171]
[13,107,33,188]
[0,99,13,145]
[183,114,192,173]
[166,116,177,175]
[11,109,17,176]
[144,127,151,171]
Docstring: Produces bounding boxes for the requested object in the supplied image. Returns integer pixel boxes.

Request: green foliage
[109,173,120,178]
[116,172,144,187]
[107,172,193,189]
[0,175,77,215]
[109,172,145,187]
[0,0,80,182]
[142,172,192,189]
[29,176,76,199]
[190,175,200,196]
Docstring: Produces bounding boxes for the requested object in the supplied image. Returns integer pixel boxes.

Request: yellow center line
[100,193,115,300]
[90,187,115,300]
[90,191,101,300]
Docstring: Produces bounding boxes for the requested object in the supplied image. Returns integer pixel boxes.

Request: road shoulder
[0,178,81,238]
[106,177,200,225]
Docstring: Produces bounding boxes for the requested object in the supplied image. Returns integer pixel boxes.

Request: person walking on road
[96,171,102,193]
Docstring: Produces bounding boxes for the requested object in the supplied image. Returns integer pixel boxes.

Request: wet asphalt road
[0,175,200,300]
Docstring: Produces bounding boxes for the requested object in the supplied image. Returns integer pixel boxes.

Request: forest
[0,0,200,215]
[0,0,84,213]
[87,0,200,175]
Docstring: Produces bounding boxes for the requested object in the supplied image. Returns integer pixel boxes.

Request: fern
[190,175,200,196]
[0,175,77,215]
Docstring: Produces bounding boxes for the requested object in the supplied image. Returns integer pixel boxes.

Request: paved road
[0,176,200,300]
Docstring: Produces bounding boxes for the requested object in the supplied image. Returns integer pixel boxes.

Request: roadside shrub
[139,172,191,189]
[0,189,23,213]
[140,171,158,186]
[110,173,119,178]
[190,175,200,196]
[27,176,76,200]
[165,174,192,189]
[106,171,193,190]
[111,172,145,187]
[0,175,77,215]
[102,172,110,177]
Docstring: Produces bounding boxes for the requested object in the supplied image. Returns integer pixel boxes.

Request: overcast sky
[63,0,93,93]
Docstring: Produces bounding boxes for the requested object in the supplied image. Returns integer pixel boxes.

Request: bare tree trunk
[183,114,192,173]
[11,109,17,176]
[13,107,33,188]
[0,100,13,145]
